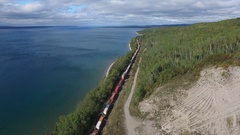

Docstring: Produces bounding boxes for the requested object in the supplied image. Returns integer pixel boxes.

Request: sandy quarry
[135,66,240,135]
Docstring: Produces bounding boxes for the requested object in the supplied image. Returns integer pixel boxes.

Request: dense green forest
[133,18,240,106]
[53,39,138,135]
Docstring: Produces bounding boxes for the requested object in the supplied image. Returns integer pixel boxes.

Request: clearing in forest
[139,66,240,135]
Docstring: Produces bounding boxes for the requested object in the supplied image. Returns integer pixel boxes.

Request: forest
[133,18,240,106]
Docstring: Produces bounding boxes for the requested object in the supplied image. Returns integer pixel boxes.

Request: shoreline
[129,43,132,51]
[106,33,137,78]
[105,62,115,77]
[136,31,142,36]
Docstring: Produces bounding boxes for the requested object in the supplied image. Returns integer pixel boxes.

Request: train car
[114,85,120,93]
[103,104,111,115]
[122,71,126,79]
[96,115,105,130]
[118,78,124,86]
[125,63,132,74]
[110,92,116,102]
[131,55,135,62]
[135,51,138,55]
[91,131,98,135]
[137,39,141,45]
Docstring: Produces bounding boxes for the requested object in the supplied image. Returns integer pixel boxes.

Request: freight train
[90,39,141,135]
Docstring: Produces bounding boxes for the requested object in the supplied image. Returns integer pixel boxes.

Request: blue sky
[0,0,239,26]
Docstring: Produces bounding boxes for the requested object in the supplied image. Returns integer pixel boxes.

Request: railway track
[90,39,141,135]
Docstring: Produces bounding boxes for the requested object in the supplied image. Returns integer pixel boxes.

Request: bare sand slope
[137,66,240,135]
[160,67,240,135]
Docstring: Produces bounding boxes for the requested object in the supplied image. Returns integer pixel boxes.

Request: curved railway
[90,39,141,135]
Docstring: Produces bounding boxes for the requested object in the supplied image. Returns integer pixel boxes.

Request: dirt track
[124,46,159,135]
[124,48,157,135]
[124,67,140,135]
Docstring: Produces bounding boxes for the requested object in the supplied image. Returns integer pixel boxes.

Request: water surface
[0,27,139,135]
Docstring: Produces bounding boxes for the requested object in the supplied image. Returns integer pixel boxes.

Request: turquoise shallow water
[0,27,139,135]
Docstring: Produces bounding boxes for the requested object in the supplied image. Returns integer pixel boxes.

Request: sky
[0,0,239,26]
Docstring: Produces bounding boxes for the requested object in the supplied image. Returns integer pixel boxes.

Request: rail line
[90,39,141,135]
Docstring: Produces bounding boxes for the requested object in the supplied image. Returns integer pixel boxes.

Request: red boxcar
[91,131,98,135]
[118,79,124,87]
[110,92,116,102]
[114,85,120,93]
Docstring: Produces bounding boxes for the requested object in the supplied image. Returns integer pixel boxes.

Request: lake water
[0,27,139,135]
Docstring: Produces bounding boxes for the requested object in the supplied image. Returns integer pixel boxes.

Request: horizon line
[0,24,191,29]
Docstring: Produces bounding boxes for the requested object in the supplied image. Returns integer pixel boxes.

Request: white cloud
[21,2,44,12]
[0,0,239,26]
[109,0,126,5]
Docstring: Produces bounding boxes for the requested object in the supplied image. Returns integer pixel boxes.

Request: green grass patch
[227,117,233,128]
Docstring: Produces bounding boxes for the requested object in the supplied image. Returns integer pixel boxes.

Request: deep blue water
[0,27,139,135]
